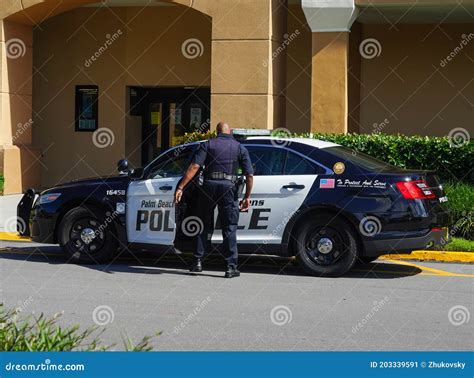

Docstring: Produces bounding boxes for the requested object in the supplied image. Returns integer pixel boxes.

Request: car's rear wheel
[294,215,359,277]
[58,206,116,263]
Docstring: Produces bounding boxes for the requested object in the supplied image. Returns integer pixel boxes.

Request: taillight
[396,180,436,200]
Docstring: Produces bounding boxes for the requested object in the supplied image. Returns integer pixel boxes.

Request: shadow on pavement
[0,245,422,279]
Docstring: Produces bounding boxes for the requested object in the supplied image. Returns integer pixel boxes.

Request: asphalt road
[1,241,473,351]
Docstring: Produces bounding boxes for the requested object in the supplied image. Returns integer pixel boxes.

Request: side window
[246,146,286,176]
[147,147,194,179]
[284,151,325,175]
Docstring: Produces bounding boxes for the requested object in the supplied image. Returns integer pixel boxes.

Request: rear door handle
[159,185,173,191]
[282,184,305,190]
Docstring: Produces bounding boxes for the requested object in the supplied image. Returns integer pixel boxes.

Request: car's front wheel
[294,215,359,277]
[58,206,117,263]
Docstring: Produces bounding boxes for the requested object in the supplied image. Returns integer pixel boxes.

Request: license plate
[439,196,448,203]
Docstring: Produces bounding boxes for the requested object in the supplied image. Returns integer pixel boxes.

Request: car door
[212,145,322,245]
[126,148,193,246]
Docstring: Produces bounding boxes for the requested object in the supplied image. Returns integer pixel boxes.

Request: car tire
[294,215,359,277]
[58,206,117,264]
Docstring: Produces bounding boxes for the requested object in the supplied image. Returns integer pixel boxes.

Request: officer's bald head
[216,122,231,134]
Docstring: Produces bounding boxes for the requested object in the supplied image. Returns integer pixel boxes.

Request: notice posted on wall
[190,107,202,129]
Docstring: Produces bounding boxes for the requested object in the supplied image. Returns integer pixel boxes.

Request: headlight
[39,193,62,204]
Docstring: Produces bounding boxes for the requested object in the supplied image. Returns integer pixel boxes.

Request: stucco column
[204,0,286,130]
[0,20,41,194]
[311,32,349,133]
[302,0,358,134]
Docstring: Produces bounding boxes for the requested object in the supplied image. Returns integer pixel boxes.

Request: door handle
[159,185,173,191]
[282,184,305,190]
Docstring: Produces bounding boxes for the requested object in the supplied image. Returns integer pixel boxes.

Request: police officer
[174,122,254,278]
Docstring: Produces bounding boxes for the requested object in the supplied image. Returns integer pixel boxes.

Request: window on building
[75,85,98,131]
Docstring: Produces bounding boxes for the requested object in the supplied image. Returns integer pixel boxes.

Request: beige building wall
[284,4,311,134]
[32,6,212,188]
[358,23,473,136]
[1,0,287,193]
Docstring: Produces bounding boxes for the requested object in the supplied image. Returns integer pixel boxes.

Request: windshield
[324,146,397,172]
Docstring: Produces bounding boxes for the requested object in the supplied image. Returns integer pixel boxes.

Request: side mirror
[130,167,144,180]
[117,159,130,174]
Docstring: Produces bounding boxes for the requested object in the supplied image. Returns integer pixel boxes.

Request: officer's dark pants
[195,179,239,268]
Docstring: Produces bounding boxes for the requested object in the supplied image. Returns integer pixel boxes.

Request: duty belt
[205,172,238,182]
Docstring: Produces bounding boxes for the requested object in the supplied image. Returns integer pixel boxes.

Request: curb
[0,232,32,242]
[0,233,472,263]
[380,251,474,264]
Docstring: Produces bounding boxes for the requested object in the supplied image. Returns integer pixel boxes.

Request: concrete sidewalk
[0,194,23,233]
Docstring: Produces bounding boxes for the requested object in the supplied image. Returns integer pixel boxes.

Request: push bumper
[363,228,450,257]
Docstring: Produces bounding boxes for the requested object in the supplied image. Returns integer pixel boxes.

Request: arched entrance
[0,0,286,193]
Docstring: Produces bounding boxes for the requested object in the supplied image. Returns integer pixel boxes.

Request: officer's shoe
[189,259,203,273]
[224,266,240,278]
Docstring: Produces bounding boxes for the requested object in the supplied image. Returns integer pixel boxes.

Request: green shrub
[300,133,473,185]
[443,181,474,240]
[0,304,158,351]
[0,175,4,196]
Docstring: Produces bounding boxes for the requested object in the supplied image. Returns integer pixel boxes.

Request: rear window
[325,146,397,172]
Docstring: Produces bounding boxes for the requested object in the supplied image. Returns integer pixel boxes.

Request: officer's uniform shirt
[192,133,254,176]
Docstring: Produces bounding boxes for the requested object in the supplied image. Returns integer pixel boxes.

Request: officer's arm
[175,142,207,203]
[178,163,200,191]
[239,146,254,211]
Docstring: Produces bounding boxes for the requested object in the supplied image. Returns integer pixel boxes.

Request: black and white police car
[17,130,451,277]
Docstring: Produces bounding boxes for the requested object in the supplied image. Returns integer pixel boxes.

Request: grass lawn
[434,237,474,252]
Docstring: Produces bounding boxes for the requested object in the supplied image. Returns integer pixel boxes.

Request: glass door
[130,87,210,166]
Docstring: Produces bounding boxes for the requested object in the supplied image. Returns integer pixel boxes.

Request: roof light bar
[232,128,272,137]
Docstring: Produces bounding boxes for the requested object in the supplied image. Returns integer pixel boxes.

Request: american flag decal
[320,178,335,189]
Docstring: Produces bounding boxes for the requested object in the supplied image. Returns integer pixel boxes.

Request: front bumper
[31,213,56,244]
[363,228,450,257]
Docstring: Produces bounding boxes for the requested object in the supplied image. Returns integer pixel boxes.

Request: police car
[17,130,451,277]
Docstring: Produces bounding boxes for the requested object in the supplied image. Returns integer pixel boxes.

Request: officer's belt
[205,172,238,182]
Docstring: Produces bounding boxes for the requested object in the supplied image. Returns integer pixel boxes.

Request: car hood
[44,175,130,192]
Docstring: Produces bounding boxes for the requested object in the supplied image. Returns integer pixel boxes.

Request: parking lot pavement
[1,241,473,351]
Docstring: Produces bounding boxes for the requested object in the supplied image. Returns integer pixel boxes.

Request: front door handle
[159,185,173,191]
[282,184,305,190]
